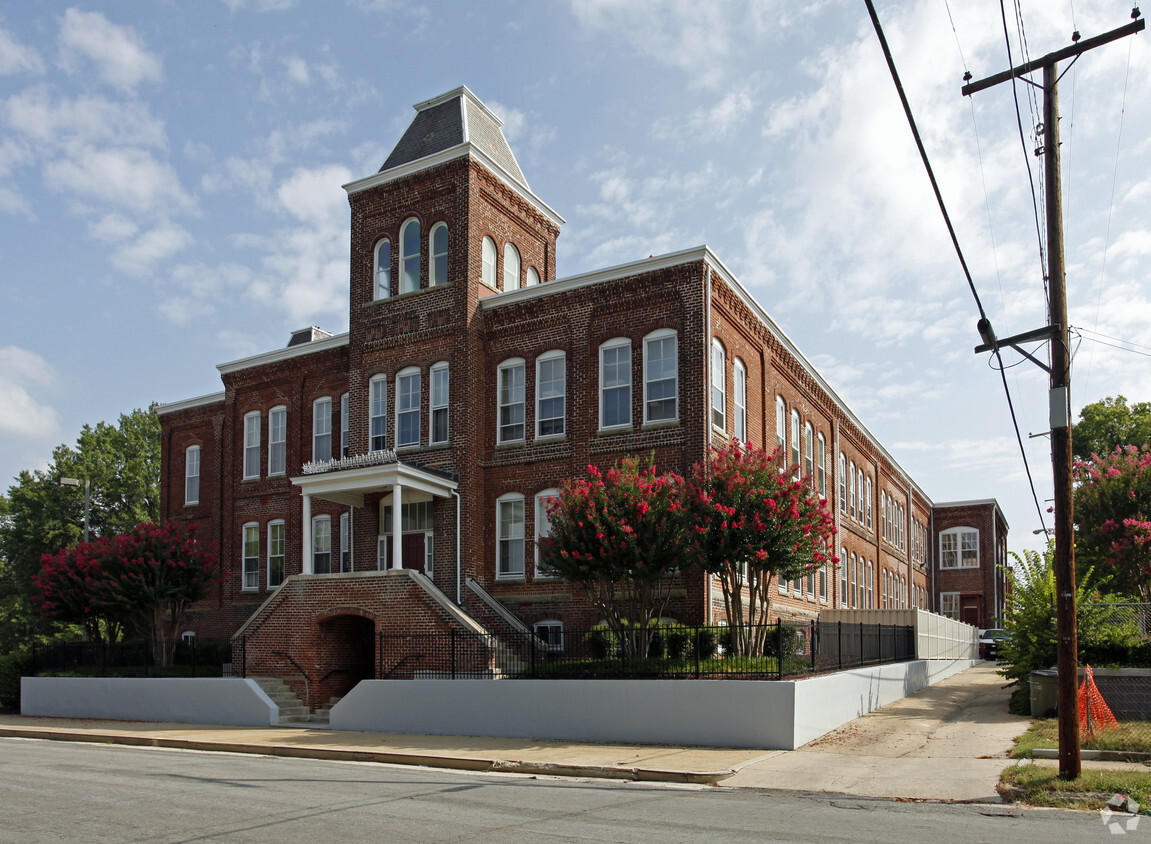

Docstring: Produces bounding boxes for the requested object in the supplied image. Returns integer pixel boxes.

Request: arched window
[838,453,847,513]
[374,239,391,299]
[881,491,888,540]
[400,218,420,294]
[503,243,521,290]
[775,396,786,457]
[429,223,448,286]
[711,339,725,430]
[865,476,873,528]
[525,266,540,286]
[940,527,980,568]
[849,460,857,519]
[481,236,497,288]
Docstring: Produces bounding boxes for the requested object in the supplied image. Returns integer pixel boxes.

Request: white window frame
[396,367,421,449]
[340,511,351,573]
[369,374,387,452]
[184,445,200,506]
[850,553,857,608]
[312,514,332,575]
[790,409,800,476]
[838,453,847,513]
[481,236,497,289]
[536,351,566,438]
[940,527,980,569]
[881,491,888,541]
[849,460,856,520]
[711,339,726,431]
[525,266,540,286]
[400,218,420,294]
[497,358,526,444]
[313,397,332,463]
[503,242,521,290]
[819,563,827,602]
[803,422,814,486]
[429,222,448,287]
[496,492,525,579]
[644,329,678,425]
[839,549,848,607]
[775,396,786,458]
[268,519,285,588]
[857,469,864,522]
[340,393,349,458]
[430,362,449,445]
[733,358,747,441]
[598,338,631,431]
[866,560,874,609]
[242,522,259,591]
[534,620,564,650]
[817,433,826,498]
[534,488,559,578]
[374,238,391,299]
[899,505,906,549]
[243,412,261,480]
[267,406,285,476]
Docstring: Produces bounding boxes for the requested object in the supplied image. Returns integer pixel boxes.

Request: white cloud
[222,0,297,10]
[57,9,162,92]
[282,56,310,85]
[0,27,45,75]
[88,212,139,243]
[3,88,168,150]
[0,347,60,439]
[43,146,195,215]
[111,222,194,275]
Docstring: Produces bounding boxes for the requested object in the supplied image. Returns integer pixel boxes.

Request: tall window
[268,406,285,475]
[940,527,979,568]
[599,339,631,429]
[857,469,864,522]
[881,491,888,540]
[374,239,391,299]
[866,561,874,609]
[370,375,387,452]
[840,548,848,607]
[804,423,814,485]
[849,460,856,519]
[340,512,351,572]
[776,396,786,457]
[481,236,497,288]
[498,359,526,443]
[429,222,448,286]
[503,242,521,290]
[644,329,677,424]
[817,433,826,498]
[732,359,746,440]
[711,339,725,430]
[497,493,525,578]
[396,368,421,448]
[790,410,801,473]
[184,446,200,505]
[838,454,847,513]
[849,553,857,608]
[525,266,540,286]
[819,563,827,601]
[865,477,873,528]
[400,218,420,294]
[268,520,285,588]
[243,412,261,480]
[536,352,565,437]
[430,363,449,444]
[535,488,558,578]
[899,505,905,549]
[312,515,331,575]
[313,398,332,462]
[242,523,259,590]
[340,393,349,458]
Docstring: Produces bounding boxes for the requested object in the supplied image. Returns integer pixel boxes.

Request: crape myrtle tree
[682,440,838,657]
[539,458,684,658]
[1074,445,1151,603]
[35,522,218,665]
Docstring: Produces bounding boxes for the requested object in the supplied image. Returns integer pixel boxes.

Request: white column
[391,483,403,570]
[302,493,313,575]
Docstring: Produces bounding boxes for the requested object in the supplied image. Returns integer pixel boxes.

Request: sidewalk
[0,663,1088,801]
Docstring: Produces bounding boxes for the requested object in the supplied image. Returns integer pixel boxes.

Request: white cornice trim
[155,391,225,416]
[217,333,349,376]
[342,144,564,228]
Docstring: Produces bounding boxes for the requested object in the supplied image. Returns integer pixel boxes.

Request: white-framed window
[313,397,332,463]
[807,567,815,597]
[498,358,526,443]
[267,406,285,476]
[481,236,497,289]
[857,469,864,522]
[534,620,563,650]
[496,493,525,578]
[866,561,873,609]
[242,522,259,591]
[369,374,387,452]
[599,338,631,430]
[644,329,677,425]
[268,520,285,588]
[849,460,856,520]
[430,222,448,286]
[243,412,261,480]
[184,445,200,505]
[400,218,420,294]
[804,423,814,486]
[534,488,558,578]
[374,239,391,299]
[779,571,788,594]
[396,367,421,449]
[881,491,887,540]
[775,396,786,458]
[525,266,540,286]
[340,511,351,573]
[790,409,800,475]
[940,527,979,568]
[838,453,847,513]
[899,505,905,549]
[732,358,746,440]
[817,433,826,498]
[312,515,331,575]
[503,242,521,290]
[340,393,349,458]
[839,548,848,607]
[536,351,565,438]
[849,553,857,608]
[430,362,449,444]
[819,563,827,601]
[883,570,889,609]
[711,339,726,430]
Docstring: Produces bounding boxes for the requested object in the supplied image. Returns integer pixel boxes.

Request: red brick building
[158,87,1006,703]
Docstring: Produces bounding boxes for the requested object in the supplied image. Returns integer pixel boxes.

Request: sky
[1,0,1148,555]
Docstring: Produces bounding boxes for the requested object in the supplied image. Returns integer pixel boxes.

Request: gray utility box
[1030,668,1151,719]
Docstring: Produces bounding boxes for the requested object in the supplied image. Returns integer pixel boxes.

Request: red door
[384,534,427,572]
[961,596,982,628]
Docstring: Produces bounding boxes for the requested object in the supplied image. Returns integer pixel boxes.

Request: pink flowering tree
[35,522,219,665]
[1074,445,1151,603]
[682,440,838,657]
[539,458,684,658]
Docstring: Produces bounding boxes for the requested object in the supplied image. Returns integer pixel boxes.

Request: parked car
[978,628,1010,660]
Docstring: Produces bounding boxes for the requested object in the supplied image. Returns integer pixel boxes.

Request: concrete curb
[0,727,736,785]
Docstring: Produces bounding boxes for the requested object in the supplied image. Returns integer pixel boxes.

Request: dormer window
[400,218,420,294]
[374,240,391,299]
[503,242,521,290]
[430,223,448,286]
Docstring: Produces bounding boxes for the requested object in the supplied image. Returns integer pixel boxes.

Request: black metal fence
[30,639,231,678]
[373,620,916,681]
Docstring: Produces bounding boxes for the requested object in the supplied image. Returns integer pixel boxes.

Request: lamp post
[59,477,90,543]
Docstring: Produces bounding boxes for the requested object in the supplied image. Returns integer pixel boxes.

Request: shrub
[0,651,32,710]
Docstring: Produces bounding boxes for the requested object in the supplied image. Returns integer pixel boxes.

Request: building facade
[158,87,1006,705]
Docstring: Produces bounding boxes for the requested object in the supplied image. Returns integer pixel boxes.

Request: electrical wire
[862,0,1049,535]
[1073,326,1151,353]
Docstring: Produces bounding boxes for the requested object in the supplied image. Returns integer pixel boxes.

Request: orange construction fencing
[1079,664,1120,738]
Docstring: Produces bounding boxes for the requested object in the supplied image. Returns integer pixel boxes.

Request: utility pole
[965,13,1144,781]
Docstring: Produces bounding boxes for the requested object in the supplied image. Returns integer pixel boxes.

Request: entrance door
[961,596,982,628]
[383,533,429,573]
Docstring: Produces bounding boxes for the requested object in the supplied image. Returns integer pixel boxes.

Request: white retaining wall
[21,677,279,726]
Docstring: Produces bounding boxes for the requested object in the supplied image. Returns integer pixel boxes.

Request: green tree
[1074,445,1151,602]
[1073,395,1151,461]
[680,440,837,656]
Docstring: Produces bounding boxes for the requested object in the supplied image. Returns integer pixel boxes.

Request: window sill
[534,433,566,444]
[496,575,526,583]
[184,502,199,507]
[495,439,526,449]
[642,419,679,430]
[596,425,632,436]
[241,477,261,483]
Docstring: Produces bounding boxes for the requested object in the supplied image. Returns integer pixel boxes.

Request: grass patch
[1012,718,1151,758]
[1001,763,1151,813]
